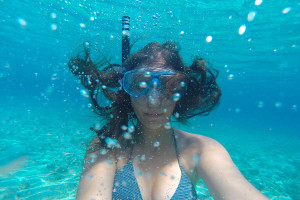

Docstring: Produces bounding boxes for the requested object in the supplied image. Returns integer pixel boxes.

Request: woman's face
[130,64,177,130]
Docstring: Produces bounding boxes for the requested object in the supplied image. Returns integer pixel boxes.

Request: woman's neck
[134,122,174,151]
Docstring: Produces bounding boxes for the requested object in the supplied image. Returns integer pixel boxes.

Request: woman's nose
[146,80,163,106]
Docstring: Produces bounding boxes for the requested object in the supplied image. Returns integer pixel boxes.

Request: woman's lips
[144,113,163,118]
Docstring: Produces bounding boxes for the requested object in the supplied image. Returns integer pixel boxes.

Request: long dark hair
[68,41,221,151]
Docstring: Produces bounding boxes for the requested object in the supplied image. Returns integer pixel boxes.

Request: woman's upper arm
[76,136,116,200]
[197,138,269,200]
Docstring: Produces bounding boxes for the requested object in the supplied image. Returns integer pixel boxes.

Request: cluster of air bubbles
[80,89,89,98]
[247,11,256,22]
[72,65,78,72]
[149,95,156,104]
[164,122,171,129]
[257,101,264,108]
[139,81,147,88]
[255,0,263,6]
[152,13,160,19]
[172,93,181,101]
[128,125,135,133]
[105,137,120,148]
[153,141,160,147]
[206,36,213,43]
[238,25,246,35]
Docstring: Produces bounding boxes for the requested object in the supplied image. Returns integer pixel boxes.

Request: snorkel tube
[122,16,130,63]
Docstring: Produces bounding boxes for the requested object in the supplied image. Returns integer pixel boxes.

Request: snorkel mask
[121,16,186,102]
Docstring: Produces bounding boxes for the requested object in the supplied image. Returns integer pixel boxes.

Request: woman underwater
[68,41,269,200]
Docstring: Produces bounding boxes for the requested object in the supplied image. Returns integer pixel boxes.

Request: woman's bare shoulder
[174,128,222,152]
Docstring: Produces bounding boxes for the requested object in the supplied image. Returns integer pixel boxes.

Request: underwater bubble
[160,171,167,176]
[50,12,57,19]
[17,18,27,27]
[292,105,297,111]
[99,149,108,155]
[105,137,120,148]
[123,132,132,139]
[140,154,146,161]
[229,15,232,19]
[144,71,151,78]
[102,85,107,89]
[172,93,181,101]
[247,11,256,22]
[180,81,185,87]
[255,0,263,6]
[228,74,234,80]
[51,23,57,31]
[180,31,184,34]
[110,35,114,40]
[121,125,128,131]
[163,108,168,113]
[88,103,92,108]
[275,102,282,108]
[139,81,147,88]
[51,73,57,80]
[106,160,113,165]
[128,125,135,133]
[257,101,264,108]
[94,123,101,131]
[235,108,241,113]
[80,23,85,28]
[80,89,89,98]
[174,112,180,118]
[193,154,200,165]
[164,122,171,129]
[89,153,97,163]
[153,141,160,147]
[238,25,246,35]
[282,7,291,14]
[90,16,95,21]
[206,36,213,43]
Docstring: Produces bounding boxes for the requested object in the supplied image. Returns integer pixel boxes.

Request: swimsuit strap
[129,142,135,161]
[171,128,184,169]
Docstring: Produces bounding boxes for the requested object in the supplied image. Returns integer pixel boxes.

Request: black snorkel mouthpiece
[122,16,130,64]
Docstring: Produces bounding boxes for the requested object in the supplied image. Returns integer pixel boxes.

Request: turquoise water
[0,0,299,199]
